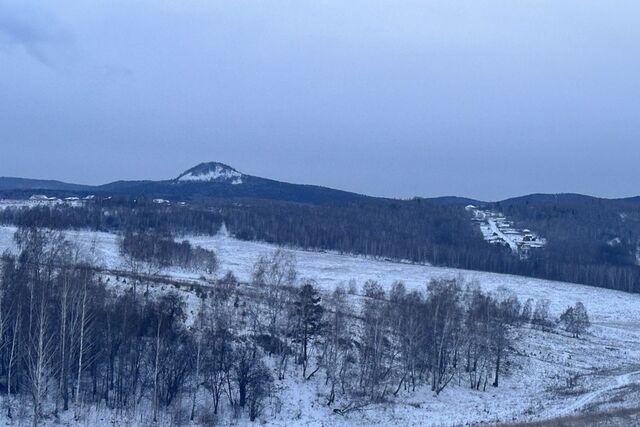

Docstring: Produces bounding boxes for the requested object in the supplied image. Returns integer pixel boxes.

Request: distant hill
[494,193,640,210]
[1,164,638,207]
[0,177,92,192]
[0,162,370,205]
[420,196,485,206]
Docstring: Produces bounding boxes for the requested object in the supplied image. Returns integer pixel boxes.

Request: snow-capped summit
[176,162,244,185]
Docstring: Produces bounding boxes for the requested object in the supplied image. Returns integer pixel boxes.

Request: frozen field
[1,225,639,322]
[188,232,640,324]
[1,224,640,425]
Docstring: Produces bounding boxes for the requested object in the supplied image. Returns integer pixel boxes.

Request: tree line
[493,196,640,293]
[120,231,218,275]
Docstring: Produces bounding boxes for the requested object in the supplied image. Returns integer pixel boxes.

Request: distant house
[30,195,56,201]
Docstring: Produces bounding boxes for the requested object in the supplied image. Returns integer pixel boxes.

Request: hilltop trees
[292,281,324,378]
[201,326,234,416]
[359,280,392,399]
[252,249,297,380]
[120,232,218,275]
[321,286,355,406]
[232,340,272,421]
[426,279,464,395]
[532,299,552,331]
[0,228,103,426]
[252,249,297,335]
[560,302,591,338]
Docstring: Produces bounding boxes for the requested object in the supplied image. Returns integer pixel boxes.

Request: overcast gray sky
[1,0,639,201]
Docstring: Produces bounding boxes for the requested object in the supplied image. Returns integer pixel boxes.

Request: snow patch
[607,237,621,247]
[0,197,84,211]
[177,163,243,184]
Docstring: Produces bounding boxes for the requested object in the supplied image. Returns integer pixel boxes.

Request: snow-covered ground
[0,197,86,211]
[163,231,640,423]
[1,224,640,425]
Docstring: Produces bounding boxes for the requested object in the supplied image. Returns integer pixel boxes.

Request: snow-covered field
[1,225,638,322]
[1,224,640,425]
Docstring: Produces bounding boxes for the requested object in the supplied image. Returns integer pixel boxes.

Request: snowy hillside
[0,225,639,425]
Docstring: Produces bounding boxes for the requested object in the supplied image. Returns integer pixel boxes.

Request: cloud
[0,1,73,65]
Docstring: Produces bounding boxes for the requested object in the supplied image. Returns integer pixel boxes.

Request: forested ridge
[1,193,639,293]
[492,195,640,292]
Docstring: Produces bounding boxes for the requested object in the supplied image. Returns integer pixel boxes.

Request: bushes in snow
[560,302,591,338]
[120,231,218,274]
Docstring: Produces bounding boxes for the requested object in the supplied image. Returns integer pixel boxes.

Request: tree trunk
[239,381,247,408]
[190,332,202,421]
[153,319,162,422]
[6,315,19,419]
[493,350,501,387]
[60,281,68,412]
[75,281,88,415]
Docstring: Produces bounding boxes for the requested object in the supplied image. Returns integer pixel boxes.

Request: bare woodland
[0,227,588,425]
